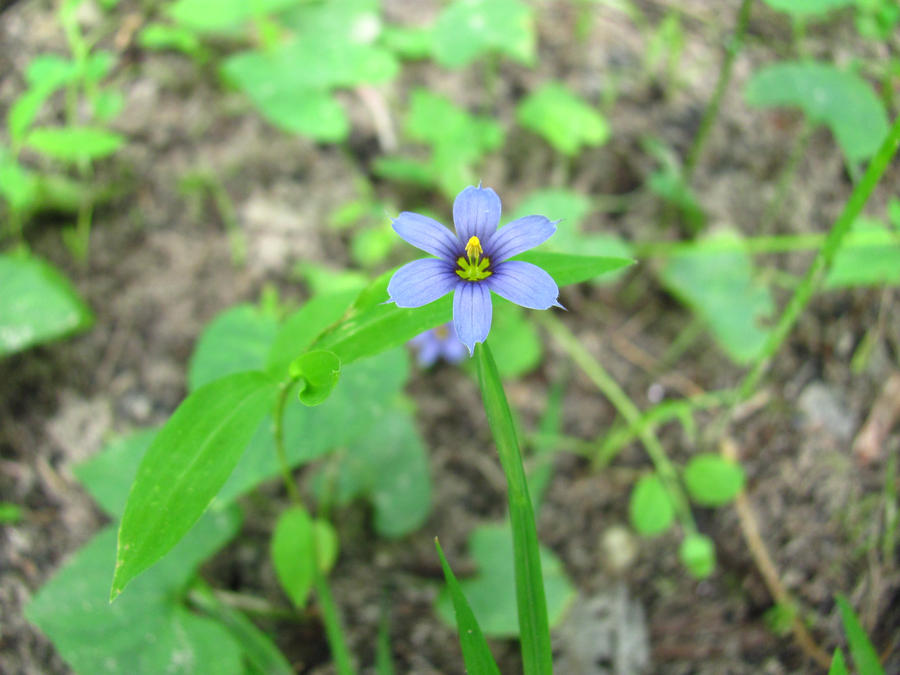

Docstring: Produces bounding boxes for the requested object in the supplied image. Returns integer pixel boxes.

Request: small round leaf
[683,453,745,506]
[629,474,675,536]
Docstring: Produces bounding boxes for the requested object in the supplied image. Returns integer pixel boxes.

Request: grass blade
[835,594,884,675]
[434,538,501,675]
[475,342,552,675]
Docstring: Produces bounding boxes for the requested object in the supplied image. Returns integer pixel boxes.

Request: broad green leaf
[435,538,501,675]
[188,304,279,390]
[27,508,244,675]
[761,0,853,15]
[314,254,633,365]
[267,290,359,376]
[745,62,888,163]
[281,0,383,46]
[217,348,410,503]
[221,36,397,140]
[221,71,348,141]
[313,410,431,537]
[168,0,304,32]
[835,594,885,675]
[112,372,278,599]
[188,305,278,391]
[683,453,745,506]
[405,90,504,160]
[829,649,850,675]
[629,474,675,535]
[516,84,609,155]
[825,218,900,288]
[386,89,504,197]
[659,231,773,364]
[290,349,341,406]
[679,533,716,579]
[431,0,535,68]
[271,506,316,608]
[0,254,93,357]
[435,524,576,638]
[74,429,158,517]
[26,126,125,162]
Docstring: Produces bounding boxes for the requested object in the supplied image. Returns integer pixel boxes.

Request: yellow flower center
[456,235,492,282]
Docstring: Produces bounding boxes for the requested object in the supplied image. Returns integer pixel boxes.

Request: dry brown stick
[722,439,832,669]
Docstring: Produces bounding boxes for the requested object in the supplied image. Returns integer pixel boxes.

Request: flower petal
[417,338,442,367]
[392,212,460,262]
[453,185,501,245]
[388,258,457,307]
[452,281,493,355]
[488,215,558,262]
[487,261,562,310]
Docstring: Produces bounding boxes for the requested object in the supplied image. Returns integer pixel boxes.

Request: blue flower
[410,323,467,367]
[388,184,562,354]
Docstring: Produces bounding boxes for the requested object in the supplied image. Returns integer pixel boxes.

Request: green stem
[683,0,753,179]
[273,380,302,504]
[736,113,900,402]
[537,314,696,532]
[595,389,732,466]
[273,378,357,674]
[314,574,356,675]
[475,343,552,675]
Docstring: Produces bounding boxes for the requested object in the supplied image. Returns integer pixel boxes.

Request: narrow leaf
[835,594,884,675]
[475,343,553,675]
[112,372,278,599]
[26,126,125,162]
[829,648,850,675]
[435,538,501,675]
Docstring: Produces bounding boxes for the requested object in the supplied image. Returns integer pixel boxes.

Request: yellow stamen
[465,236,483,261]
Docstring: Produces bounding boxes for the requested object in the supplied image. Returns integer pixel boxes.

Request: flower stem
[475,342,552,675]
[314,574,356,675]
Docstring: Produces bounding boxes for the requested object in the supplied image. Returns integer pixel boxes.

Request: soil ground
[2,0,899,673]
